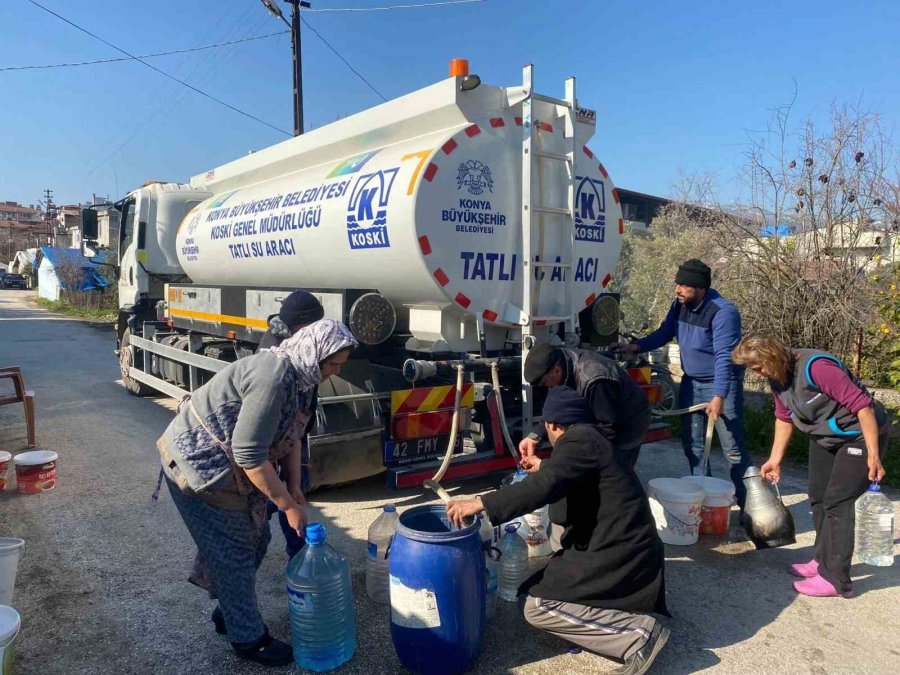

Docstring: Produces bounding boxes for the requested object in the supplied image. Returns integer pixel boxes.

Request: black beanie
[542,386,591,425]
[278,290,324,327]
[675,259,711,289]
[524,342,562,385]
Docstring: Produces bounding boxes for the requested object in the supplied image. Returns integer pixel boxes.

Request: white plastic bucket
[0,605,20,675]
[648,478,705,545]
[682,476,736,535]
[0,540,24,608]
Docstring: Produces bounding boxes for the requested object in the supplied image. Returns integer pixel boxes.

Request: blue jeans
[679,376,752,509]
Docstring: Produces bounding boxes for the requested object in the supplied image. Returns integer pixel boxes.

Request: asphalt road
[0,289,898,675]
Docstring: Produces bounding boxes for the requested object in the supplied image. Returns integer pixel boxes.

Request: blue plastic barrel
[388,505,485,675]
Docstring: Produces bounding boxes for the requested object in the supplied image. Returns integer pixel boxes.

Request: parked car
[1,273,28,290]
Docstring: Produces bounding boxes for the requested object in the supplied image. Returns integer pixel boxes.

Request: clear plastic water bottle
[366,505,399,603]
[855,483,895,567]
[286,523,357,671]
[478,515,499,620]
[501,470,551,557]
[497,524,528,602]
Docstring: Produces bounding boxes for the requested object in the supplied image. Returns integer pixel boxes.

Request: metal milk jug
[742,467,796,549]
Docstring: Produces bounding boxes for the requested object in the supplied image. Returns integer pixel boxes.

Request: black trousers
[808,432,886,593]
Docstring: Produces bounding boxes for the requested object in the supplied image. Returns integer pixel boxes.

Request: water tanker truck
[109,62,664,490]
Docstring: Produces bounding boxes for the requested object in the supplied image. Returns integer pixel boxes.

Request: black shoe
[232,632,293,668]
[211,607,226,636]
[611,624,670,675]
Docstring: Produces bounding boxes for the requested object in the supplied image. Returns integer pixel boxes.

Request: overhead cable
[301,17,387,101]
[24,0,291,136]
[305,0,487,12]
[0,30,288,72]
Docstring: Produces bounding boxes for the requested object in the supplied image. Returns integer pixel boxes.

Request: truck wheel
[120,328,152,396]
[653,372,678,413]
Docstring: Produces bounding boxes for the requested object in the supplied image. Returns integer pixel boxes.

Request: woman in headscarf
[157,319,357,666]
[732,335,888,599]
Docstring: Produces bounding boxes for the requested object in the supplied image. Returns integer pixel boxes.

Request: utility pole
[41,188,55,244]
[261,0,310,136]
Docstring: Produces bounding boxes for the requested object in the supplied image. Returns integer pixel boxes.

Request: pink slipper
[793,574,853,598]
[788,559,819,578]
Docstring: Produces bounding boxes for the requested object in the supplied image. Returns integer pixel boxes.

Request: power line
[0,30,289,72]
[305,0,487,12]
[24,0,292,137]
[301,17,386,101]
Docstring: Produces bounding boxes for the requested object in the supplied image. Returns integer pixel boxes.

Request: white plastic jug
[0,540,24,607]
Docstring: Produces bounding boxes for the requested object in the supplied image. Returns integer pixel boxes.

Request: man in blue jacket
[615,259,751,508]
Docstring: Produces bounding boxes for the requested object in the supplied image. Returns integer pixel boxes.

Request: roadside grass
[668,402,900,489]
[35,296,116,322]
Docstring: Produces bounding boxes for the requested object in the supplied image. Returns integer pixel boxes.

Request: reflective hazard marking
[465,124,481,138]
[619,218,625,234]
[483,309,498,322]
[418,235,432,255]
[391,383,475,415]
[583,146,593,159]
[612,188,620,204]
[433,268,450,287]
[585,293,597,306]
[514,117,523,126]
[455,292,471,309]
[602,273,612,287]
[539,121,553,133]
[442,139,458,155]
[424,163,438,182]
[599,163,609,179]
[490,118,505,128]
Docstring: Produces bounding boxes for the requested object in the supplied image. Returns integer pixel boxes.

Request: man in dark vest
[519,342,651,469]
[448,387,669,675]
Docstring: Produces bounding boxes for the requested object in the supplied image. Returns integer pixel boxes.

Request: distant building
[618,189,670,233]
[0,202,41,222]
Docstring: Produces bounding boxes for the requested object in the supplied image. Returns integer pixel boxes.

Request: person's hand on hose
[867,454,886,483]
[518,436,538,460]
[446,497,484,529]
[705,396,724,421]
[760,459,781,483]
[611,342,640,355]
[520,455,542,473]
[285,503,308,535]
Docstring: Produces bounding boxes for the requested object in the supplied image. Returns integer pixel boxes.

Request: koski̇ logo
[575,176,606,243]
[346,168,399,250]
[185,212,200,236]
[456,160,494,195]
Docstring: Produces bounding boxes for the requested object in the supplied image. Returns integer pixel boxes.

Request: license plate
[384,434,464,466]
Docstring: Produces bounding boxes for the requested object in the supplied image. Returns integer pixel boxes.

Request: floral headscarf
[264,319,358,393]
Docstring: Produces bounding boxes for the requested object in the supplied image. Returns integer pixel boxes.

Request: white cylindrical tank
[176,77,622,333]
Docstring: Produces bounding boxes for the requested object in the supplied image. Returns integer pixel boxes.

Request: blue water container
[389,505,485,675]
[286,523,357,672]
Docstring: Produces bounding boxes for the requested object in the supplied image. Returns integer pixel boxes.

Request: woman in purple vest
[732,336,888,598]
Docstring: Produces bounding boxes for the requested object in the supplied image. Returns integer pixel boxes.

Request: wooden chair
[0,367,35,447]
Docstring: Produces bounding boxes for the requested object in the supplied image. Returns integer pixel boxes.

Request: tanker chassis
[110,63,667,490]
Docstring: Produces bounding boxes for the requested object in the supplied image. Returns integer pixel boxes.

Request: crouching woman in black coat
[447,387,670,675]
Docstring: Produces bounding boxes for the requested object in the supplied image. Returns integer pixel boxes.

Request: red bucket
[13,450,58,494]
[0,451,10,491]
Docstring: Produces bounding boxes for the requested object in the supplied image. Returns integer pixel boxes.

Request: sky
[1,0,897,208]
